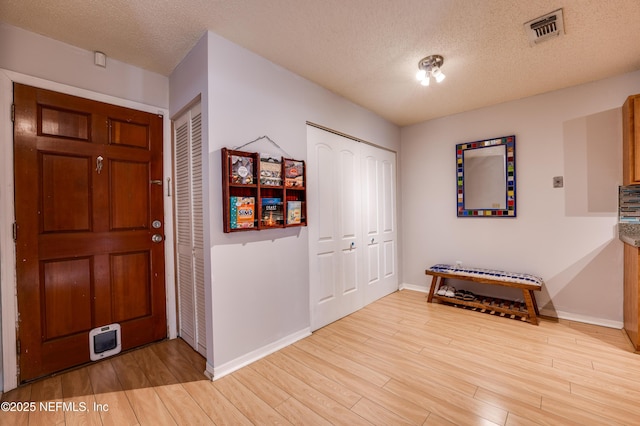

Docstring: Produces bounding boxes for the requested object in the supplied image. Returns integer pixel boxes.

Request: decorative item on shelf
[619,186,640,223]
[230,196,255,229]
[284,159,304,187]
[231,155,254,184]
[260,154,282,186]
[287,200,302,224]
[261,197,284,227]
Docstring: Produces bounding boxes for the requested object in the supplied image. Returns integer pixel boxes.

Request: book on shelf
[230,155,254,184]
[284,159,304,188]
[230,196,255,229]
[287,200,302,225]
[260,154,282,186]
[261,197,284,226]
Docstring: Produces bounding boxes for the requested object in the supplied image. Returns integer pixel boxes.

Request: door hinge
[13,222,17,241]
[16,339,20,355]
[11,103,15,122]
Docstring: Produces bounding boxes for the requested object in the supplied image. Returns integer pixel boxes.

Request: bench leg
[427,276,440,303]
[529,290,540,315]
[522,289,539,325]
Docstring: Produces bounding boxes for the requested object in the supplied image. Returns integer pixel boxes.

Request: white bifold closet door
[307,125,398,331]
[174,103,206,356]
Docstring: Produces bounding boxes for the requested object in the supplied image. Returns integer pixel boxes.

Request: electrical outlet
[553,176,563,188]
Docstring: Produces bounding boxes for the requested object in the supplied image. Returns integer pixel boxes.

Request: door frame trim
[0,69,177,392]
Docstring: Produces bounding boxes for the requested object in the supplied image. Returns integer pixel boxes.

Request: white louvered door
[174,103,206,356]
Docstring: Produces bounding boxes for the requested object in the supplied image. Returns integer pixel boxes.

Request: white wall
[170,31,400,376]
[0,22,173,392]
[401,70,640,327]
[0,22,168,108]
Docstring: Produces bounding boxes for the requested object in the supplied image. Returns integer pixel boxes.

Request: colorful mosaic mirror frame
[456,135,516,217]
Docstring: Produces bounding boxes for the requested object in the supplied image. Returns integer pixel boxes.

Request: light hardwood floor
[2,289,640,425]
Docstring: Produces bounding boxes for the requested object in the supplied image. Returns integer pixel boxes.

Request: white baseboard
[206,328,311,381]
[399,282,429,293]
[540,308,623,329]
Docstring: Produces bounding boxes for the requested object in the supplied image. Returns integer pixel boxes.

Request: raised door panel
[110,160,150,230]
[317,252,338,303]
[364,155,380,237]
[41,154,91,233]
[42,258,93,340]
[367,244,381,285]
[381,157,397,281]
[40,105,90,140]
[316,144,336,242]
[111,251,152,323]
[363,154,381,287]
[383,240,396,279]
[338,147,361,300]
[339,149,359,240]
[382,159,395,233]
[109,119,149,149]
[342,248,359,295]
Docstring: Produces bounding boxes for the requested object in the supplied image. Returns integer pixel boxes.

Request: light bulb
[420,76,430,86]
[416,69,427,81]
[433,67,446,83]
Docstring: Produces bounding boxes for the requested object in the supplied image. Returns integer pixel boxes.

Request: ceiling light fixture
[416,55,445,86]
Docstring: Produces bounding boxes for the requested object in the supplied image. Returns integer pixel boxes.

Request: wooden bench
[425,264,544,325]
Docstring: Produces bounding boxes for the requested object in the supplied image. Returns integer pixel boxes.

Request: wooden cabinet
[624,243,640,351]
[623,94,640,185]
[622,94,640,351]
[221,148,306,233]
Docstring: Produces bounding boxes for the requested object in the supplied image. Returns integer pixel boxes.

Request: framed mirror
[456,135,516,217]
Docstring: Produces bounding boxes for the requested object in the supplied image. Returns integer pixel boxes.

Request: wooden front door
[13,84,167,382]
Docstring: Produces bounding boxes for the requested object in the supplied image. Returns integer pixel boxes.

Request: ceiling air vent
[524,8,564,46]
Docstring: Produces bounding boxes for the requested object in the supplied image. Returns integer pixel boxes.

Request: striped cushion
[427,264,543,287]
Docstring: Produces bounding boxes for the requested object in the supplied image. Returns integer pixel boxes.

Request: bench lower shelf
[431,294,531,321]
[425,270,542,325]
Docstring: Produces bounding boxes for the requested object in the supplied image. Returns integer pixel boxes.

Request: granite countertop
[619,223,640,246]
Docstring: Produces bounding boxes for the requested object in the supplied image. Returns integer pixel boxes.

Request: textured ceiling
[2,0,640,126]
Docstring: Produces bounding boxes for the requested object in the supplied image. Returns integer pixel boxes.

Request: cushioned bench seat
[425,264,544,325]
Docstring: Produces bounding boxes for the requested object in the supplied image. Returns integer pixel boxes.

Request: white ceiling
[2,0,640,126]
